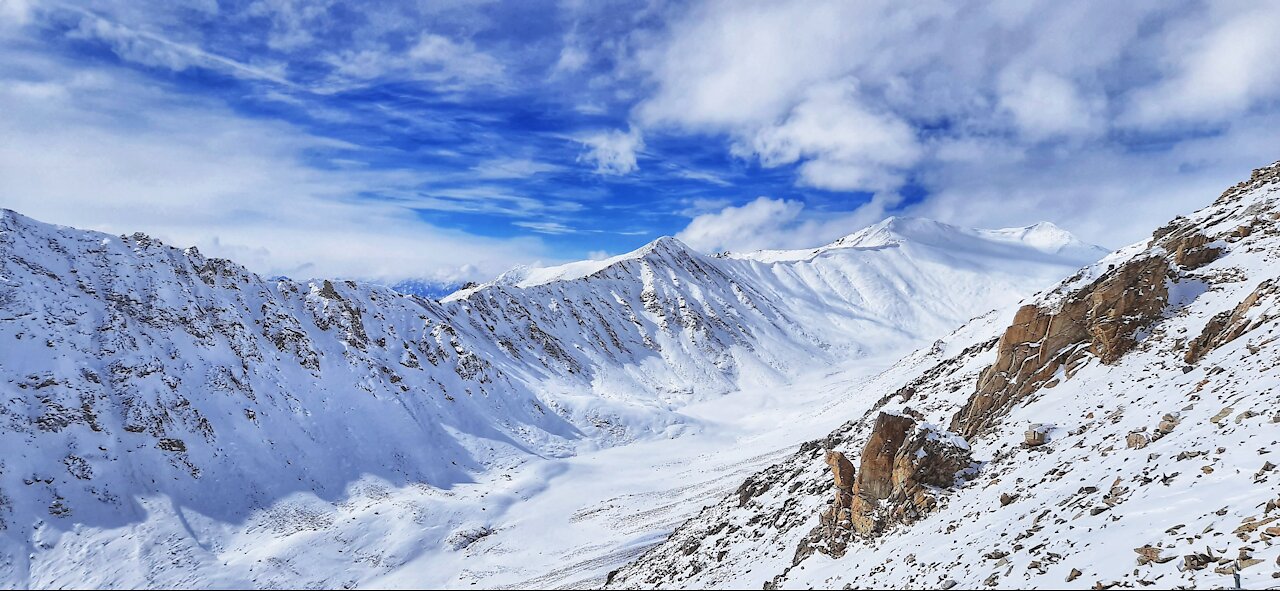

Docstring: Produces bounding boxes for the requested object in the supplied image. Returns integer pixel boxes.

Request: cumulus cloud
[629,0,1280,245]
[1123,2,1280,127]
[998,70,1104,140]
[675,194,903,253]
[737,80,920,191]
[577,127,644,175]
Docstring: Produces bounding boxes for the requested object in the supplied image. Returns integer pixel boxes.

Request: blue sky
[1,1,1278,284]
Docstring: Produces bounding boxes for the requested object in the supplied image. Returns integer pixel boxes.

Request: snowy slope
[608,162,1280,590]
[0,206,1101,588]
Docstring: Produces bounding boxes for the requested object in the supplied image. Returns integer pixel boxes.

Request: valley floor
[367,354,899,589]
[25,354,901,589]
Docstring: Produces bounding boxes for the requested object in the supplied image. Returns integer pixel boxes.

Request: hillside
[607,163,1280,590]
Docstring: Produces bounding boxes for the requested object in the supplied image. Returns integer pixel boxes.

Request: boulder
[825,449,856,489]
[1024,423,1049,447]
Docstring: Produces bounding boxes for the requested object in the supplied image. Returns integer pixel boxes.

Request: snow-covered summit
[446,235,702,297]
[725,215,1106,266]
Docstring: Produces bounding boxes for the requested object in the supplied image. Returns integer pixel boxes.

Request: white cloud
[634,1,877,129]
[470,158,562,179]
[64,11,296,86]
[554,44,589,74]
[0,54,549,283]
[628,0,1280,243]
[409,33,505,83]
[737,80,920,191]
[512,221,576,235]
[998,70,1104,139]
[246,0,336,51]
[675,194,902,253]
[321,32,506,93]
[676,197,803,252]
[576,127,644,175]
[0,0,34,27]
[1123,3,1280,126]
[905,112,1280,246]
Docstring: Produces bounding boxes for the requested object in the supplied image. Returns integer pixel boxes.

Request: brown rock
[1134,546,1161,565]
[1183,553,1212,571]
[1126,432,1149,449]
[823,449,857,529]
[825,449,856,489]
[952,254,1171,437]
[1066,568,1082,582]
[847,412,973,537]
[1186,279,1278,364]
[1025,424,1049,447]
[1167,231,1222,270]
[855,413,918,501]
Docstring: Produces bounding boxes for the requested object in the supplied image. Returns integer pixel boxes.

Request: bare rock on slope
[815,413,975,554]
[951,254,1171,438]
[1185,278,1279,364]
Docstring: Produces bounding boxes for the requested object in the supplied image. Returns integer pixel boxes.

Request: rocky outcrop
[952,254,1171,437]
[813,413,974,556]
[949,199,1253,438]
[823,449,856,520]
[1185,278,1278,364]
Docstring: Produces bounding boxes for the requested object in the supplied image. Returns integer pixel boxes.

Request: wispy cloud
[4,0,1280,281]
[513,220,577,234]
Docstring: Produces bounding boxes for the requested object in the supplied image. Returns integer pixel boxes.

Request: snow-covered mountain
[0,206,1102,588]
[608,162,1280,589]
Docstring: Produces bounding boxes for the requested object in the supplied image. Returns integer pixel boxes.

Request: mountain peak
[824,215,1105,264]
[640,235,695,256]
[445,235,702,298]
[982,221,1109,257]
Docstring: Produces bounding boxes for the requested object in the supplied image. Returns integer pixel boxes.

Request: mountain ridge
[0,203,1102,588]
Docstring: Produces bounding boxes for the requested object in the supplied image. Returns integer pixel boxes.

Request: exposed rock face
[1185,278,1278,364]
[854,413,917,501]
[949,201,1251,439]
[813,412,974,555]
[952,254,1171,437]
[817,449,858,556]
[823,450,856,522]
[825,449,856,489]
